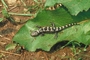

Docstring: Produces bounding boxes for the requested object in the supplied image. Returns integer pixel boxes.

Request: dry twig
[0,50,21,56]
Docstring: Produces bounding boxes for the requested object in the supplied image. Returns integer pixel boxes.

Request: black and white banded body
[46,3,62,10]
[31,23,78,37]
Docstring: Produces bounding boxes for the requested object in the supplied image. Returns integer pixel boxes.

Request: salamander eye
[31,31,38,37]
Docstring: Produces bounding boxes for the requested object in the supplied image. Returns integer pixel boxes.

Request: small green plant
[1,0,35,23]
[1,0,15,23]
[70,41,82,55]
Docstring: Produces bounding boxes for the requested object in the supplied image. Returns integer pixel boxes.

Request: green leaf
[45,0,90,15]
[86,31,90,35]
[2,9,15,23]
[45,0,58,6]
[5,43,17,51]
[13,7,90,51]
[2,8,10,18]
[0,18,3,22]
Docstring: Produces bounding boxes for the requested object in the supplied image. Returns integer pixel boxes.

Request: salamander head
[31,31,39,37]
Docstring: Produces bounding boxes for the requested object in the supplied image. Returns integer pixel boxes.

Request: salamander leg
[54,32,58,39]
[36,25,42,28]
[41,33,45,36]
[50,22,56,27]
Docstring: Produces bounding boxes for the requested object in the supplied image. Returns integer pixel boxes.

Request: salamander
[31,23,78,37]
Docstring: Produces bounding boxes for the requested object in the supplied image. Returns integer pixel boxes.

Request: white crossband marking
[56,27,59,31]
[46,27,49,32]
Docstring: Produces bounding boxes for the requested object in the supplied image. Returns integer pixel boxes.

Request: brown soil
[0,0,90,60]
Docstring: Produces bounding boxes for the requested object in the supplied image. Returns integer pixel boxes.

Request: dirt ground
[0,0,90,60]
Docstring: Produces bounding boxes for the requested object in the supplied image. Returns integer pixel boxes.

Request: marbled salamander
[31,23,78,37]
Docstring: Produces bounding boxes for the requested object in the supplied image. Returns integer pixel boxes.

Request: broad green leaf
[13,7,90,51]
[45,0,90,15]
